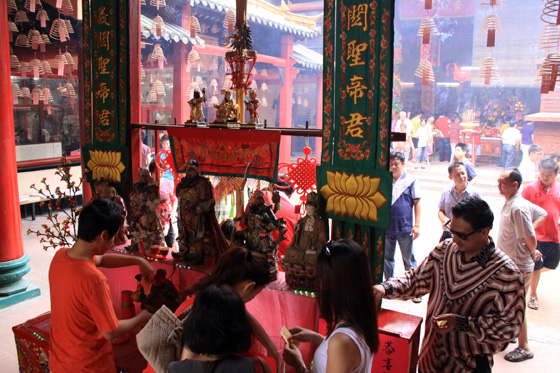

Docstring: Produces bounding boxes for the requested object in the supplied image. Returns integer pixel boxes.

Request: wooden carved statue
[188,88,206,123]
[245,89,260,125]
[127,168,164,253]
[213,90,239,123]
[281,192,328,291]
[173,160,229,265]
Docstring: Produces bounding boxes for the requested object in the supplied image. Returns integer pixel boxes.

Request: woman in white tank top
[282,239,379,373]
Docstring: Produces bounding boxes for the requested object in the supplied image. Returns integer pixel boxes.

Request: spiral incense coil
[150,0,167,9]
[59,0,74,15]
[478,57,500,84]
[64,51,74,65]
[210,79,218,89]
[42,86,54,103]
[156,98,166,110]
[250,80,258,90]
[61,83,76,98]
[8,21,18,33]
[210,95,219,105]
[534,53,560,84]
[539,24,560,50]
[223,10,236,31]
[261,69,268,77]
[261,96,268,107]
[65,19,74,34]
[24,0,42,12]
[152,79,166,96]
[41,34,51,44]
[19,62,30,75]
[417,18,439,37]
[195,76,204,86]
[141,0,146,5]
[12,83,22,97]
[541,0,560,25]
[147,89,159,103]
[28,29,42,47]
[50,18,70,41]
[36,9,49,22]
[189,16,201,37]
[222,76,233,90]
[261,82,268,91]
[8,0,17,13]
[480,0,505,6]
[482,15,501,33]
[188,49,200,63]
[15,10,30,23]
[15,33,31,47]
[10,54,20,69]
[30,57,44,75]
[20,86,32,99]
[148,44,165,63]
[414,60,435,82]
[42,60,52,74]
[32,87,44,101]
[151,15,165,35]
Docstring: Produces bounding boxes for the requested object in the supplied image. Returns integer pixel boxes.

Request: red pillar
[173,6,191,124]
[0,0,24,263]
[278,34,295,164]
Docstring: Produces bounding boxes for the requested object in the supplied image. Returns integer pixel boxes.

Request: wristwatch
[296,363,308,373]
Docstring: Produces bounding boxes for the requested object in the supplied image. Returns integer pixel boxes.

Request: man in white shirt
[395,111,412,135]
[501,123,521,169]
[519,144,542,186]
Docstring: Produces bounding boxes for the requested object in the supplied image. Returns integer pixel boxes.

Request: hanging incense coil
[250,80,258,90]
[12,83,22,97]
[541,0,560,25]
[42,60,52,74]
[64,50,74,65]
[50,18,70,41]
[151,15,165,35]
[55,51,68,68]
[223,10,236,32]
[15,34,31,47]
[261,69,268,77]
[31,87,44,101]
[15,10,30,23]
[59,0,74,15]
[210,79,218,89]
[152,79,166,96]
[140,62,146,78]
[261,96,268,107]
[148,44,165,63]
[41,33,51,44]
[147,88,159,103]
[150,0,167,9]
[19,62,30,75]
[8,21,18,33]
[478,57,500,84]
[482,15,501,34]
[417,18,439,45]
[188,49,200,64]
[20,86,31,99]
[10,53,20,69]
[189,16,201,38]
[36,9,49,22]
[414,59,435,85]
[61,83,76,98]
[8,0,17,13]
[157,97,166,110]
[65,19,74,34]
[222,76,233,90]
[30,57,44,75]
[28,29,42,48]
[210,95,219,105]
[539,24,560,50]
[534,53,560,92]
[480,0,505,6]
[42,86,54,103]
[195,76,204,86]
[261,82,268,91]
[141,0,146,5]
[24,0,42,12]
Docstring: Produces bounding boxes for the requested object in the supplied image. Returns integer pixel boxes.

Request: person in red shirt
[49,199,154,373]
[521,158,560,310]
[435,113,452,162]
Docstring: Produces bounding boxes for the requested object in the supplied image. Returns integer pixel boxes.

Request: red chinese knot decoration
[277,146,318,212]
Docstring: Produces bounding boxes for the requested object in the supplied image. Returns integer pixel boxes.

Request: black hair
[184,246,271,298]
[451,197,493,230]
[160,134,170,144]
[77,199,123,242]
[506,168,523,190]
[220,219,235,240]
[276,181,294,196]
[540,157,559,173]
[390,151,406,164]
[148,160,156,174]
[528,144,542,155]
[316,239,379,354]
[448,161,465,176]
[455,143,468,153]
[182,285,252,356]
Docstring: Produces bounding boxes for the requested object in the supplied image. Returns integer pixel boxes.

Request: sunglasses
[444,220,481,241]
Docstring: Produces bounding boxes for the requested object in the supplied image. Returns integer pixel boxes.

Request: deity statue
[127,168,165,253]
[173,160,229,265]
[213,90,239,123]
[132,268,180,313]
[101,185,129,246]
[234,190,287,277]
[281,192,328,291]
[188,88,206,123]
[245,89,260,125]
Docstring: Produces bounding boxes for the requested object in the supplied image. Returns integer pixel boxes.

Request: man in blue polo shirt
[385,152,422,303]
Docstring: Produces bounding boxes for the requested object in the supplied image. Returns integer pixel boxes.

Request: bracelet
[414,224,419,227]
[297,364,308,373]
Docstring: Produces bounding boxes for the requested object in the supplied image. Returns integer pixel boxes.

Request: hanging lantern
[59,0,74,15]
[10,53,20,70]
[50,18,70,42]
[28,29,42,49]
[15,10,30,23]
[261,96,268,107]
[42,60,52,75]
[24,0,42,13]
[223,10,236,32]
[419,0,436,10]
[36,9,49,27]
[260,82,268,91]
[534,53,560,93]
[539,24,560,50]
[414,59,435,85]
[478,57,500,85]
[151,15,165,37]
[417,18,439,45]
[482,15,501,47]
[480,0,505,5]
[15,34,30,48]
[189,16,201,38]
[150,0,167,10]
[541,0,560,25]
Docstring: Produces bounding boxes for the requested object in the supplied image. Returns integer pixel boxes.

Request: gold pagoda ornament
[414,59,435,85]
[482,15,501,47]
[534,53,560,93]
[478,56,500,85]
[417,17,438,45]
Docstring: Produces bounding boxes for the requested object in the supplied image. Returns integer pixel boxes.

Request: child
[453,143,478,185]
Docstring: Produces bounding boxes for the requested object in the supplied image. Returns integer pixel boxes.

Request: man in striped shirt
[374,197,525,372]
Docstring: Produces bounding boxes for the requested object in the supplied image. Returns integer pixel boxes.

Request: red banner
[167,127,281,182]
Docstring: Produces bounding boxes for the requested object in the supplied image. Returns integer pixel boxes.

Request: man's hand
[531,250,543,262]
[432,314,457,334]
[373,284,386,304]
[411,225,420,240]
[138,258,155,284]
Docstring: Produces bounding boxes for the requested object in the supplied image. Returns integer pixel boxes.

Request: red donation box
[12,312,51,373]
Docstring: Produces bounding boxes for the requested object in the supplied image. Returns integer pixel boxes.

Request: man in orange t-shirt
[49,199,154,373]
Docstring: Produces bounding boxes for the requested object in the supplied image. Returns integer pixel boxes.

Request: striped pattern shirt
[383,239,524,372]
